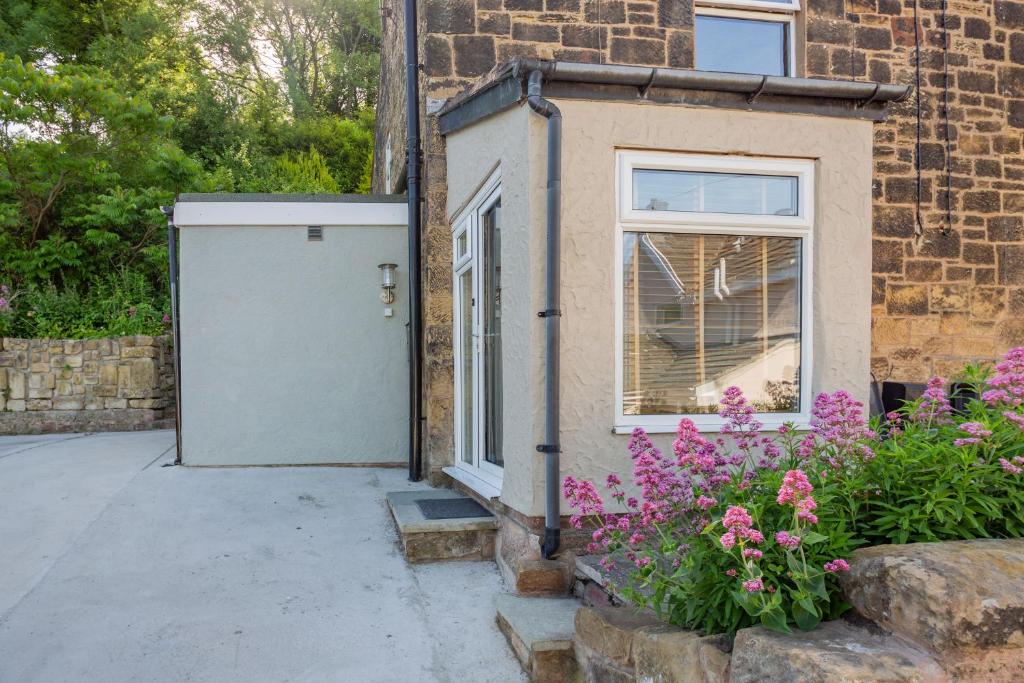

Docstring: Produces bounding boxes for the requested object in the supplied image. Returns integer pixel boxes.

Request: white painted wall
[174,198,408,465]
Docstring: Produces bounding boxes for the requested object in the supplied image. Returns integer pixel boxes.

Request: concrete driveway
[0,431,526,682]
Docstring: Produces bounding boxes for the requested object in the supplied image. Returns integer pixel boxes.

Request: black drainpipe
[526,69,563,559]
[161,205,183,465]
[404,0,423,481]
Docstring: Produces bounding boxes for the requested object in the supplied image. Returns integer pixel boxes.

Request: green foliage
[0,270,170,338]
[0,0,379,335]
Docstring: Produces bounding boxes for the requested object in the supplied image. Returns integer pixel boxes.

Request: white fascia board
[173,201,407,228]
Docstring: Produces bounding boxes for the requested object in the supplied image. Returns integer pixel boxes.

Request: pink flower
[635,556,652,568]
[797,511,819,525]
[725,568,737,576]
[606,473,621,487]
[983,348,1024,407]
[775,530,801,548]
[719,531,737,549]
[723,506,753,529]
[719,386,764,457]
[742,578,764,592]
[810,390,876,466]
[741,528,765,544]
[776,470,813,505]
[696,495,716,510]
[913,376,954,425]
[1000,457,1024,475]
[824,559,850,573]
[563,476,606,521]
[742,548,763,560]
[1004,411,1024,430]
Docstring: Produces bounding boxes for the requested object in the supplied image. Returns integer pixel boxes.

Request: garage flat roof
[177,193,406,203]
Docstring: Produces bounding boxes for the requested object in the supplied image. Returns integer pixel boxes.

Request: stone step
[840,538,1024,680]
[515,558,572,596]
[385,489,498,563]
[495,594,580,683]
[730,620,946,683]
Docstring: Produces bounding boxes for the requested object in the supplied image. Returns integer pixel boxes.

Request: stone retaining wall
[0,336,176,435]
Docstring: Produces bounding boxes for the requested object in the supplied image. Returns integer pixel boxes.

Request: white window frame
[695,5,797,78]
[450,169,504,492]
[614,151,815,434]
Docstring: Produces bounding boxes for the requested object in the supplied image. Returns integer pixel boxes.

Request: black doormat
[416,497,493,520]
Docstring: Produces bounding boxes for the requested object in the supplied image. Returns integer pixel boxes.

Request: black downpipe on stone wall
[405,0,423,481]
[161,206,183,466]
[526,69,563,559]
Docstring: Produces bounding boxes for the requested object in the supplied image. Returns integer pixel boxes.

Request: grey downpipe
[161,206,182,465]
[405,0,423,481]
[527,70,562,559]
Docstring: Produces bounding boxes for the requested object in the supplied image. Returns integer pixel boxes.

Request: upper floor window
[695,1,798,77]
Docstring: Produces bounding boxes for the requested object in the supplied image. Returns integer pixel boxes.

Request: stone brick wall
[375,0,1024,480]
[0,336,176,435]
[802,0,1024,382]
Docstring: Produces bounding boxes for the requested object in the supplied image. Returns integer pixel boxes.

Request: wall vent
[307,225,323,241]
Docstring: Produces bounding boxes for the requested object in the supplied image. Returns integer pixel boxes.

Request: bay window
[616,152,814,432]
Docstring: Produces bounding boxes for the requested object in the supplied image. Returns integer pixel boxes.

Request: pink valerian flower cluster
[742,578,764,593]
[718,386,781,470]
[1004,411,1024,430]
[717,504,768,593]
[774,530,801,549]
[808,391,876,469]
[913,376,954,426]
[563,476,605,530]
[823,559,850,573]
[953,421,993,447]
[983,347,1024,408]
[1000,457,1024,475]
[777,469,819,525]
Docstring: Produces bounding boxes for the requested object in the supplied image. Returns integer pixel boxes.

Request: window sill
[613,419,810,435]
[442,466,502,501]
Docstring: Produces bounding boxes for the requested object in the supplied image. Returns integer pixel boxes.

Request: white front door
[453,177,503,490]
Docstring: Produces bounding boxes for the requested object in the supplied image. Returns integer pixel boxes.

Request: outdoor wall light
[378,263,398,304]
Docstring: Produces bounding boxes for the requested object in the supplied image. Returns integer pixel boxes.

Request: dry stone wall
[0,336,175,435]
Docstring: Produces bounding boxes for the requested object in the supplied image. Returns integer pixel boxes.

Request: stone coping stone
[575,605,667,667]
[730,620,946,683]
[575,554,652,603]
[840,538,1024,654]
[495,594,580,654]
[385,489,498,534]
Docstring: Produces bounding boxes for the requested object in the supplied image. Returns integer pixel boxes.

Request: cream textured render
[446,99,874,518]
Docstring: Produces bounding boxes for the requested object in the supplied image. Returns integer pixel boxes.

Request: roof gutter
[439,58,912,135]
[523,67,563,560]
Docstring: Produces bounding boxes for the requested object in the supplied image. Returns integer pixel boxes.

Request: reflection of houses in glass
[623,232,801,416]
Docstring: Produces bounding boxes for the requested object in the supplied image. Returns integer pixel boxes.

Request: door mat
[416,497,493,520]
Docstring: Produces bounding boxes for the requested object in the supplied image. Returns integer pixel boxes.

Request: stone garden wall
[0,336,176,435]
[571,538,1024,682]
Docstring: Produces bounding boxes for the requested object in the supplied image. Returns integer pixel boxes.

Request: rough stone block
[5,399,26,412]
[633,629,730,683]
[575,605,664,667]
[730,620,944,683]
[840,539,1024,655]
[516,559,571,596]
[7,371,25,399]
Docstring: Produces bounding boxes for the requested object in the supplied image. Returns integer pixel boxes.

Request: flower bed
[564,348,1024,636]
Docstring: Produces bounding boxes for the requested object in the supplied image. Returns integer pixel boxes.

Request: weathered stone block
[8,371,25,400]
[840,539,1024,654]
[633,629,730,683]
[6,399,26,412]
[730,621,944,683]
[517,558,571,595]
[575,605,664,667]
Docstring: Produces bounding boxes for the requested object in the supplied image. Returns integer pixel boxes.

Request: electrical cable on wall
[940,0,954,237]
[912,0,925,243]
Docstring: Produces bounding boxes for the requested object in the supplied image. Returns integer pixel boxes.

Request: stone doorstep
[385,489,499,563]
[516,558,573,596]
[495,594,580,683]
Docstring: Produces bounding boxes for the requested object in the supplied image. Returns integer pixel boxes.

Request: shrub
[564,348,1024,637]
[0,269,170,339]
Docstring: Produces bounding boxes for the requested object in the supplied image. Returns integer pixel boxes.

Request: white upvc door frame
[451,171,503,490]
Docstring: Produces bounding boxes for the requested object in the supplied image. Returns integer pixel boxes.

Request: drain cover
[416,497,493,520]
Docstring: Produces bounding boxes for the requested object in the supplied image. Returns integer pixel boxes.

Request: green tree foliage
[0,0,379,335]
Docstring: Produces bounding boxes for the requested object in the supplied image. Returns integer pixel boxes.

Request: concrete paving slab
[0,433,526,683]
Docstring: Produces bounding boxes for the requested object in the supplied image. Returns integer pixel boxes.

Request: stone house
[371,0,1024,572]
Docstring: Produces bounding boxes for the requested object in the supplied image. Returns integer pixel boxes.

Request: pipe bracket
[537,309,562,317]
[536,444,562,453]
